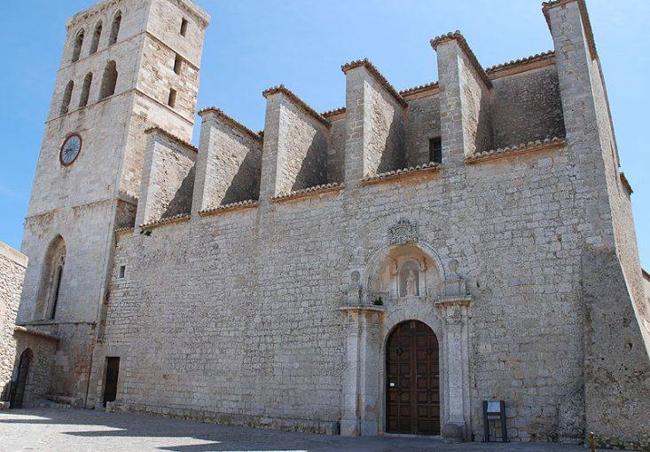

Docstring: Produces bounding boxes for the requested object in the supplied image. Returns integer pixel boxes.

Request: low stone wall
[0,242,27,403]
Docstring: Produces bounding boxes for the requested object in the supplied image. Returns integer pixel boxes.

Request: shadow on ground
[0,408,586,452]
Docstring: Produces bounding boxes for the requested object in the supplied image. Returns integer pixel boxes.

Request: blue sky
[0,0,648,268]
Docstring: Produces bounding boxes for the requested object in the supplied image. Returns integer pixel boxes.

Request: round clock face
[60,134,82,166]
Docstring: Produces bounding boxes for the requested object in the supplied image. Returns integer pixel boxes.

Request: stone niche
[367,243,444,304]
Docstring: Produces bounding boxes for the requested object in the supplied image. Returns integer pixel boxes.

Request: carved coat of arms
[388,218,418,245]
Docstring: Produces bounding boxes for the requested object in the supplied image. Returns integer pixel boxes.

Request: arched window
[109,11,122,45]
[61,81,74,115]
[72,29,84,62]
[99,61,118,100]
[37,236,66,321]
[90,21,102,54]
[79,73,93,107]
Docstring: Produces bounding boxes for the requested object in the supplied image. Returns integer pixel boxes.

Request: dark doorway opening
[103,357,120,407]
[386,320,440,435]
[10,349,33,408]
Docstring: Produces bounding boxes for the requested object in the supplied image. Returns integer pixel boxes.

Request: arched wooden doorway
[10,349,33,409]
[386,320,440,435]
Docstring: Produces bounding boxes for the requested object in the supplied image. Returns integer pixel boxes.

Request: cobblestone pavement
[0,408,586,452]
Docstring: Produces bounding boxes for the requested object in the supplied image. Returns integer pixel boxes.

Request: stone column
[338,306,384,436]
[435,296,472,441]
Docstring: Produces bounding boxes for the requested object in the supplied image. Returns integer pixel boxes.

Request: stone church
[2,0,649,447]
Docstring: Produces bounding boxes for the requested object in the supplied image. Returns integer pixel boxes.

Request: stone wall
[0,242,27,403]
[193,110,262,211]
[261,89,330,196]
[405,94,441,166]
[545,1,650,448]
[98,126,591,442]
[136,130,196,226]
[491,65,565,149]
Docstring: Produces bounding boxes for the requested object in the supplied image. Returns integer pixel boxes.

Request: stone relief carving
[388,218,418,245]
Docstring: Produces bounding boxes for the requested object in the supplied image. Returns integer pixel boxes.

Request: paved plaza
[0,408,588,452]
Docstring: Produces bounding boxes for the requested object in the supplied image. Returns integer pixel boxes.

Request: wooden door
[10,349,32,409]
[103,357,120,407]
[386,320,440,435]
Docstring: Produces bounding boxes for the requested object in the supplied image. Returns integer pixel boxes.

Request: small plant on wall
[372,296,384,306]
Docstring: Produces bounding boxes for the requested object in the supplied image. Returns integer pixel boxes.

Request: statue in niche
[347,270,363,304]
[406,270,417,296]
[399,261,420,298]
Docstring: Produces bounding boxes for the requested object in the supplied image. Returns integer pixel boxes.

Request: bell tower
[16,0,209,404]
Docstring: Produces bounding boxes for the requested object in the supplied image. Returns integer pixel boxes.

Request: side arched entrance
[386,320,440,435]
[10,349,33,409]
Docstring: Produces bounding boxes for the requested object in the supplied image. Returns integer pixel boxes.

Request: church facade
[4,0,650,447]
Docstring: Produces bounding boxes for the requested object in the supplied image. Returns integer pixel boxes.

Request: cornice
[272,182,344,203]
[341,59,408,108]
[262,85,331,128]
[199,108,262,141]
[140,213,191,231]
[465,137,566,164]
[198,200,258,217]
[362,162,441,186]
[145,127,198,153]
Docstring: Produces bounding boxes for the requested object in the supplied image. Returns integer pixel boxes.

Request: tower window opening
[173,54,183,75]
[100,61,118,100]
[79,73,93,108]
[168,88,177,108]
[90,21,102,54]
[61,81,74,115]
[50,265,63,320]
[72,30,85,62]
[429,136,442,164]
[109,11,122,45]
[38,236,66,321]
[180,18,189,36]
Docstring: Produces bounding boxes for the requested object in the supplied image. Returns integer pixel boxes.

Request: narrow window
[61,81,74,115]
[429,136,442,164]
[173,54,182,75]
[72,30,85,62]
[38,236,66,321]
[118,265,126,279]
[100,61,118,99]
[167,88,177,108]
[109,11,122,45]
[90,21,102,54]
[49,265,63,320]
[79,73,93,107]
[180,18,188,36]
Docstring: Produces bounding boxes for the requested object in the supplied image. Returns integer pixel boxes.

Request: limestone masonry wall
[0,242,27,403]
[193,110,262,210]
[11,0,649,448]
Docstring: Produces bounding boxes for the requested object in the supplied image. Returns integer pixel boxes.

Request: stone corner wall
[0,241,27,402]
[581,249,650,450]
